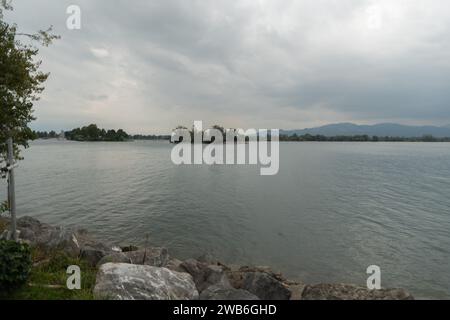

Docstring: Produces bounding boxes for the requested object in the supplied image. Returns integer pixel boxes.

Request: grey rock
[241,272,291,300]
[78,236,115,265]
[239,266,286,282]
[301,283,414,300]
[80,247,109,267]
[16,216,80,256]
[199,284,260,300]
[97,252,132,266]
[196,253,218,265]
[165,258,184,273]
[94,263,198,300]
[124,247,169,267]
[180,259,229,293]
[97,247,170,267]
[80,247,101,263]
[77,229,115,266]
[11,216,115,263]
[226,265,286,290]
[287,283,306,300]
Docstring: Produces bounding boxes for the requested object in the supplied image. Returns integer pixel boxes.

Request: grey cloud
[86,94,108,101]
[5,0,450,133]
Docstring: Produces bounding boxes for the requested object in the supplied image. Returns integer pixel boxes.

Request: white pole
[7,137,17,241]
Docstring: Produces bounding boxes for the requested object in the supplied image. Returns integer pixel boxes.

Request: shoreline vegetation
[280,134,450,142]
[33,123,450,143]
[35,124,171,142]
[64,124,130,142]
[0,216,414,300]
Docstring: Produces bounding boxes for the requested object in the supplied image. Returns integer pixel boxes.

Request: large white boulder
[94,263,199,300]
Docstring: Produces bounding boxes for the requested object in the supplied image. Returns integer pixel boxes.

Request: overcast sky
[5,0,450,133]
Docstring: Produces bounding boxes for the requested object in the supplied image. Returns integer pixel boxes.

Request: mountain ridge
[281,123,450,138]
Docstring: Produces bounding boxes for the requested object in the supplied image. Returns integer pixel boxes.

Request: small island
[64,124,130,142]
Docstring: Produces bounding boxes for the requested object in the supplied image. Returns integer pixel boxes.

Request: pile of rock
[93,252,413,300]
[93,252,295,300]
[0,216,415,300]
[1,216,117,266]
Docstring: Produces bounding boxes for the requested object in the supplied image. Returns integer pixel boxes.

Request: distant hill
[281,123,450,138]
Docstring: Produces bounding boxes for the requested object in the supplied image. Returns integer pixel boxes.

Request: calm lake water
[2,140,450,299]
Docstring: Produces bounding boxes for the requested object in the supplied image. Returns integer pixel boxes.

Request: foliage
[35,129,169,141]
[0,239,32,290]
[171,124,450,143]
[0,247,96,299]
[34,130,58,139]
[0,0,58,168]
[0,200,8,213]
[65,124,130,142]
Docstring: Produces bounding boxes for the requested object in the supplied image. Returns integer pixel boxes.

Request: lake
[2,140,450,299]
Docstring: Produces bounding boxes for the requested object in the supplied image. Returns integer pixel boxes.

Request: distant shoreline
[35,137,450,143]
[33,123,450,143]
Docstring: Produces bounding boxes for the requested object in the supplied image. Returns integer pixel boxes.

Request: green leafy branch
[0,200,8,214]
[0,0,59,170]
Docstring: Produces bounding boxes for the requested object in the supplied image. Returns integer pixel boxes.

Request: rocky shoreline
[0,216,414,300]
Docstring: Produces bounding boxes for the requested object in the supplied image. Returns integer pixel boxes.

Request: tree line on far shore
[34,124,171,141]
[34,124,450,142]
[34,130,61,139]
[172,125,450,142]
[279,133,450,142]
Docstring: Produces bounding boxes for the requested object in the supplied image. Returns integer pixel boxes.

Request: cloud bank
[6,0,450,133]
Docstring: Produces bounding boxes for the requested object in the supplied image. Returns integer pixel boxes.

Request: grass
[0,246,97,300]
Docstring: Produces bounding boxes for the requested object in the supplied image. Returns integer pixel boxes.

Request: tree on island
[65,124,130,141]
